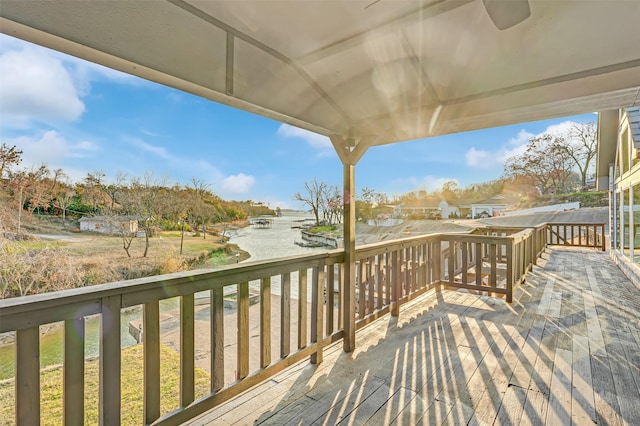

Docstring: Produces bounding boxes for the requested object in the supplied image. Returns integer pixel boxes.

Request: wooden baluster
[238,282,249,379]
[281,273,291,358]
[298,269,307,349]
[64,317,85,425]
[358,260,365,318]
[434,239,442,285]
[311,265,324,364]
[461,242,468,284]
[428,242,434,284]
[181,294,195,405]
[411,247,418,293]
[338,264,344,331]
[144,301,160,424]
[16,327,39,426]
[385,253,391,305]
[391,250,400,316]
[506,240,514,303]
[448,241,455,285]
[489,244,497,288]
[326,266,334,334]
[475,243,483,287]
[367,257,374,315]
[260,277,271,369]
[100,295,121,426]
[376,255,383,310]
[211,287,224,392]
[404,248,410,295]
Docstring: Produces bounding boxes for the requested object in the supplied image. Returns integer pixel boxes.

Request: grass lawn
[0,344,210,425]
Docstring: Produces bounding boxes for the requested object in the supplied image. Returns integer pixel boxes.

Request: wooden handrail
[1,221,606,425]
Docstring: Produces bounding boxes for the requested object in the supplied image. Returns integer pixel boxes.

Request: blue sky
[0,34,597,209]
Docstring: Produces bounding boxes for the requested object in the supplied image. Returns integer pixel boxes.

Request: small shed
[79,215,139,235]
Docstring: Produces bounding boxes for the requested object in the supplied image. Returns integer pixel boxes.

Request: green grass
[308,225,339,234]
[0,344,210,425]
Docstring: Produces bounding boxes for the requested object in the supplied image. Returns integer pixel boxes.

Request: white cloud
[464,122,582,170]
[422,176,458,192]
[127,137,171,159]
[8,130,99,165]
[394,175,458,192]
[0,35,146,129]
[508,129,535,146]
[277,124,332,150]
[0,49,85,126]
[222,173,255,193]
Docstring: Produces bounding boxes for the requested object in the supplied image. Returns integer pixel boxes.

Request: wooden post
[330,135,369,353]
[342,162,356,352]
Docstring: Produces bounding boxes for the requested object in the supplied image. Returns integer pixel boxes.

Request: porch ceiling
[2,1,640,149]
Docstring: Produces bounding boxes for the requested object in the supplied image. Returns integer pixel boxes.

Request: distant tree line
[0,143,274,238]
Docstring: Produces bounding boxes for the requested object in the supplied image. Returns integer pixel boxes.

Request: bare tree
[561,122,597,189]
[0,143,23,179]
[324,184,342,225]
[504,134,576,195]
[293,179,327,226]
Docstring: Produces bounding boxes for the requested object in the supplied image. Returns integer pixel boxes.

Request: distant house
[79,215,140,235]
[470,194,519,218]
[399,197,460,219]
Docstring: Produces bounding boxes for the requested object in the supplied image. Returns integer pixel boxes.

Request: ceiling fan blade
[483,0,531,30]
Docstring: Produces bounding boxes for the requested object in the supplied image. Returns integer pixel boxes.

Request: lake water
[0,211,321,380]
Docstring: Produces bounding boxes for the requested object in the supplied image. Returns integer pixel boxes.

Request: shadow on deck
[189,248,640,425]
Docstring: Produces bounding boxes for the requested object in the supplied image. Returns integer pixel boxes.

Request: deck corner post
[330,135,370,353]
[343,162,357,352]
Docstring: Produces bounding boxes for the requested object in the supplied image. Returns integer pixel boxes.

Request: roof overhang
[2,1,640,152]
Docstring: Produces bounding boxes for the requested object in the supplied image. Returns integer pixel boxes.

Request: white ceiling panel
[1,0,639,150]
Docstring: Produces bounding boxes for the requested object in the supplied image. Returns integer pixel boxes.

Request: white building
[79,216,139,235]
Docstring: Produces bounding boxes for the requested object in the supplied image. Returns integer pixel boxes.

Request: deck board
[186,248,640,426]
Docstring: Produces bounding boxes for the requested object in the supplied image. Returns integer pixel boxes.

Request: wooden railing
[546,223,606,251]
[0,222,605,425]
[1,251,344,426]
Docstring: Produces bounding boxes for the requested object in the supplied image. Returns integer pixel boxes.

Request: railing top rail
[0,250,344,331]
[2,221,607,332]
[546,222,605,227]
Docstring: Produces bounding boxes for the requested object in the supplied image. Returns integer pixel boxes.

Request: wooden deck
[187,247,640,426]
